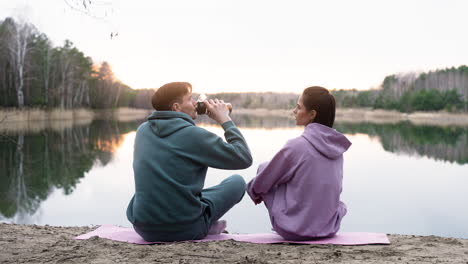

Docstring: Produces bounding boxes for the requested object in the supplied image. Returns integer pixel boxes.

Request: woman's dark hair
[152,82,192,111]
[302,86,336,128]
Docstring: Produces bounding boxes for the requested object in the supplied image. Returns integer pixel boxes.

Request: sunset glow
[2,0,468,93]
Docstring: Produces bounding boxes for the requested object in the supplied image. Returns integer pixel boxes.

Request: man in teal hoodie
[126,82,252,242]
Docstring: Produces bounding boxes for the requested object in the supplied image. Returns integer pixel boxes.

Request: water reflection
[198,115,468,164]
[0,120,144,222]
[1,115,467,238]
[335,122,468,165]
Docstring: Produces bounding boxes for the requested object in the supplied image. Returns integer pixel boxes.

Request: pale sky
[1,0,468,93]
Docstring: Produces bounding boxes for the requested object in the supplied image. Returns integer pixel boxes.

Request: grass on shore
[1,107,468,127]
[0,107,153,123]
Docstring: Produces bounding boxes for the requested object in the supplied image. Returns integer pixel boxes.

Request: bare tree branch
[63,0,119,39]
[63,0,110,19]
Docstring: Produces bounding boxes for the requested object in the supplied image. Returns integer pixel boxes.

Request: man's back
[126,111,252,231]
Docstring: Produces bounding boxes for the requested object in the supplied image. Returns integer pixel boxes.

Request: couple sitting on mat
[126,82,352,242]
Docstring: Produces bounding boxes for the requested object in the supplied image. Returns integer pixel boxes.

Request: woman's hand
[204,98,232,124]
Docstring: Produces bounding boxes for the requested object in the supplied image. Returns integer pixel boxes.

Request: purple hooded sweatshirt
[247,123,352,240]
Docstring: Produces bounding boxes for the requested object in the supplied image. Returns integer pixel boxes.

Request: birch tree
[5,19,36,108]
[0,17,136,109]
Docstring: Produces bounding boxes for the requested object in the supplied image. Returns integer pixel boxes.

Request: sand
[1,224,467,263]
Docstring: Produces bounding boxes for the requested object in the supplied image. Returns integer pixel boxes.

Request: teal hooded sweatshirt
[126,111,252,230]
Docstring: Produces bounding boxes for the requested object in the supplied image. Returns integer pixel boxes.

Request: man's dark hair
[302,86,336,128]
[152,82,192,111]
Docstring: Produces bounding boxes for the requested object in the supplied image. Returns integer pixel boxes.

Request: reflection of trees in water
[196,113,296,128]
[2,116,466,222]
[335,122,468,165]
[199,114,468,164]
[0,120,144,221]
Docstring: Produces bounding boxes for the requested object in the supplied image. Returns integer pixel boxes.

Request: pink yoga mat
[75,225,390,245]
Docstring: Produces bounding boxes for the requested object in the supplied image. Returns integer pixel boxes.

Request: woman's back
[248,123,351,240]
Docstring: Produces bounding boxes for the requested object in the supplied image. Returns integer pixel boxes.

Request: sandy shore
[1,224,467,263]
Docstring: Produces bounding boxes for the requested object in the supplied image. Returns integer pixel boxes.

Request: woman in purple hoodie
[247,86,352,240]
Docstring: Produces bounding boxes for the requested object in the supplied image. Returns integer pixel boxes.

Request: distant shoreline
[235,108,468,126]
[0,107,152,122]
[336,108,468,126]
[1,107,468,128]
[0,108,152,133]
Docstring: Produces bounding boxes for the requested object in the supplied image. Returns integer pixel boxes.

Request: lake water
[1,114,467,238]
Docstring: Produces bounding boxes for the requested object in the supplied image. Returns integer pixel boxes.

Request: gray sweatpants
[134,174,246,242]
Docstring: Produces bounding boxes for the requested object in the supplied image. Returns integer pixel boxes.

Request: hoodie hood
[147,111,195,137]
[302,123,351,159]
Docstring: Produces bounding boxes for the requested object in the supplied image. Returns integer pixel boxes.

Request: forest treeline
[202,92,299,110]
[2,17,467,113]
[0,17,153,109]
[203,67,468,112]
[207,66,468,113]
[333,66,468,112]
